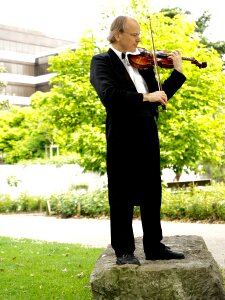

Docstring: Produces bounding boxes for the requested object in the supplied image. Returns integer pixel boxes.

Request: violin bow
[148,15,167,111]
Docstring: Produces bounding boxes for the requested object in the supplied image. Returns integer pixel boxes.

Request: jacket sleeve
[162,69,186,100]
[140,68,186,100]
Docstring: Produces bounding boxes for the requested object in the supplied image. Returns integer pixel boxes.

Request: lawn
[0,237,103,299]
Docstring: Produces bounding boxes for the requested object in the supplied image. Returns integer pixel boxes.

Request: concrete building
[0,24,75,106]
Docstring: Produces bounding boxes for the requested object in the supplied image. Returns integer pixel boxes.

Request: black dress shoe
[145,247,185,260]
[116,254,141,266]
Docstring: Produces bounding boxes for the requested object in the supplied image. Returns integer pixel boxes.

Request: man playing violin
[90,15,186,266]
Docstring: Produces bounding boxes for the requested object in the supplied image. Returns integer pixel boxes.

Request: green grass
[0,237,103,300]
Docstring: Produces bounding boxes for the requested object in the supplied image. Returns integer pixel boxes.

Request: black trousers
[110,197,163,257]
[108,115,162,256]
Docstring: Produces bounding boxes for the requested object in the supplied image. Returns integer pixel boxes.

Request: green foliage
[31,34,105,132]
[195,11,211,34]
[0,193,44,213]
[0,100,10,110]
[6,175,21,187]
[71,125,106,174]
[0,194,13,212]
[161,182,225,221]
[0,236,103,299]
[48,187,109,218]
[0,100,73,164]
[49,193,79,218]
[0,105,50,163]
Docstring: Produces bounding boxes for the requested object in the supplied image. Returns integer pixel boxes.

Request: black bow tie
[121,52,126,59]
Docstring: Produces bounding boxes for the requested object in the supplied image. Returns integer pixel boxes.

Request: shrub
[161,182,225,222]
[46,187,109,218]
[0,193,45,213]
[0,182,225,222]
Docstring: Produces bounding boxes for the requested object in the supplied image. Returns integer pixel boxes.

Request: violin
[128,48,207,70]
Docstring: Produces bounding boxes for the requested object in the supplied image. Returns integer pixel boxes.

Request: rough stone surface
[90,235,225,300]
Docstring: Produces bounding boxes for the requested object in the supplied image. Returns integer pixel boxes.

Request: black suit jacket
[91,48,185,115]
[90,48,186,204]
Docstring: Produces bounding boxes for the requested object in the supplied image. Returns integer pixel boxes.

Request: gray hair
[107,16,128,43]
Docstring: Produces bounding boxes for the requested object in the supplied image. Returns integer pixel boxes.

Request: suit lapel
[107,49,137,91]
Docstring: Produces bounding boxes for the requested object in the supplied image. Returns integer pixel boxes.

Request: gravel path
[0,214,224,268]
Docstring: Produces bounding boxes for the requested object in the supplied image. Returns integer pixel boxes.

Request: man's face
[116,19,141,53]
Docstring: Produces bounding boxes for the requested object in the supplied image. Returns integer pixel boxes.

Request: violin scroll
[190,59,207,69]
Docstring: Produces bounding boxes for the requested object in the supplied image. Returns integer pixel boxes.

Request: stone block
[90,235,225,300]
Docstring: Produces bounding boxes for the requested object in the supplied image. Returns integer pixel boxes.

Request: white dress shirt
[110,46,149,94]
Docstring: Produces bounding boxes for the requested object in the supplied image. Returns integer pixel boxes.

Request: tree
[32,34,105,132]
[0,105,44,163]
[24,4,225,178]
[0,102,67,163]
[139,12,225,176]
[30,33,107,173]
[195,11,211,35]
